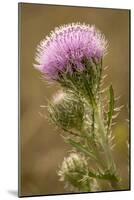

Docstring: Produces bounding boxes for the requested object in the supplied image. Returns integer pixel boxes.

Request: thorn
[110,135,115,141]
[115,96,121,101]
[104,65,109,70]
[103,74,108,78]
[111,143,116,150]
[99,86,109,94]
[100,81,103,86]
[114,105,124,112]
[40,105,47,108]
[108,134,115,142]
[112,112,120,119]
[111,122,117,126]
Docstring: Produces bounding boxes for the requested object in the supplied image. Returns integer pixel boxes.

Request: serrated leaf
[67,139,97,160]
[107,85,115,129]
[88,169,119,182]
[98,172,119,182]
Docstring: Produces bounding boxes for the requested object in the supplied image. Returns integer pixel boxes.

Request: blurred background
[19,3,130,196]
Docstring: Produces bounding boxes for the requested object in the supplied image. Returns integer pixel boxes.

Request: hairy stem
[84,85,120,189]
[94,105,120,189]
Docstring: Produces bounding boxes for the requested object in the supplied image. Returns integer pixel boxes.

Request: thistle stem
[94,105,120,190]
[95,109,114,168]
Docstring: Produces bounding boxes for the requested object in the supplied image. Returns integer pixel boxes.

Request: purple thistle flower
[34,23,107,80]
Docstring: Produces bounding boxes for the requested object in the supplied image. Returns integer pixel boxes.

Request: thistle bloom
[35,23,107,80]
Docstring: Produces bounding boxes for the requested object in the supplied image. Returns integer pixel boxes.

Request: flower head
[35,23,107,80]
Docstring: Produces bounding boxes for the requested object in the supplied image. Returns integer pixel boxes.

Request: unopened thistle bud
[48,90,84,130]
[58,153,89,192]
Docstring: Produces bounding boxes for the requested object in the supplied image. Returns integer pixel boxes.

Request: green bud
[48,90,84,130]
[58,153,89,192]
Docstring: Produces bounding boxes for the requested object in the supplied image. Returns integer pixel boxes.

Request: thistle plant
[34,23,123,192]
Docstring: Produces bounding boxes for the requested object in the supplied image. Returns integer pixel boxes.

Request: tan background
[19,3,130,196]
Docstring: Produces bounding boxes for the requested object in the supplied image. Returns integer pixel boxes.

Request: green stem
[95,108,115,171]
[94,106,120,190]
[85,90,119,189]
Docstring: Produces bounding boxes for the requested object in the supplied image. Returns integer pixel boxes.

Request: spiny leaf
[88,169,119,182]
[97,172,119,182]
[67,139,97,160]
[107,85,115,129]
